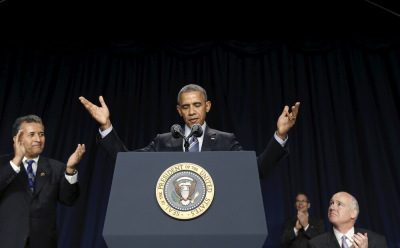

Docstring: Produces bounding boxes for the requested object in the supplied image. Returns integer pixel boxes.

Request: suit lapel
[33,157,51,195]
[201,126,216,151]
[328,230,341,248]
[171,136,184,151]
[16,162,33,195]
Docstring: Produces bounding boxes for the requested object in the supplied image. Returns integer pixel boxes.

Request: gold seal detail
[156,162,214,220]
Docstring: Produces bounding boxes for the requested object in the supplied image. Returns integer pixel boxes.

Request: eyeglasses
[296,200,309,204]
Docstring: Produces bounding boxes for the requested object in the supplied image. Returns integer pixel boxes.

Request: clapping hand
[66,144,86,174]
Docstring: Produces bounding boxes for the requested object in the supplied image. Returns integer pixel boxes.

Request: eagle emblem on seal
[171,176,199,206]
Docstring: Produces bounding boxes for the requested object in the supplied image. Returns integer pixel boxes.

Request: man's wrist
[276,130,287,140]
[100,120,111,131]
[12,157,23,167]
[66,167,77,175]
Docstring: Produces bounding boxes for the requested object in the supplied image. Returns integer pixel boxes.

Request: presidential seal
[156,162,214,220]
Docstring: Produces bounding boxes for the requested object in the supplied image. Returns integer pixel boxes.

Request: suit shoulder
[158,132,172,139]
[0,154,13,162]
[309,216,324,223]
[208,128,236,137]
[308,231,330,244]
[39,156,65,167]
[355,228,386,239]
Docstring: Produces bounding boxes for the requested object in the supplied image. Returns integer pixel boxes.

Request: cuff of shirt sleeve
[65,171,78,184]
[99,124,113,138]
[294,227,299,236]
[10,161,21,173]
[274,132,288,146]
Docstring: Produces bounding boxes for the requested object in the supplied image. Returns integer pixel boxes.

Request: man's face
[328,192,357,227]
[176,91,211,128]
[14,122,45,159]
[295,194,310,213]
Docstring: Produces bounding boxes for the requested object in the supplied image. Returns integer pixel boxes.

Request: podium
[103,151,268,248]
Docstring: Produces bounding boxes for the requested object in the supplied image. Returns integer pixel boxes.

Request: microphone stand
[171,124,202,152]
[184,137,190,152]
[184,133,196,152]
[184,124,203,152]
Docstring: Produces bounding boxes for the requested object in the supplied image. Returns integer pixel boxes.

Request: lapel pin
[40,173,45,176]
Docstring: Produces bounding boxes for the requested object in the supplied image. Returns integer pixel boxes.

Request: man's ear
[350,209,358,220]
[206,101,211,113]
[176,105,182,116]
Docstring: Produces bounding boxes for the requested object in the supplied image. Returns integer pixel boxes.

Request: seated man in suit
[79,84,300,178]
[0,115,85,248]
[281,192,325,247]
[308,191,388,248]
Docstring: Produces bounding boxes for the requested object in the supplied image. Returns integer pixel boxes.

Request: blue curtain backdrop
[0,39,399,247]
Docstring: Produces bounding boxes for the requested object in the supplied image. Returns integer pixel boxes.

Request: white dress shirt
[10,156,78,184]
[333,227,354,247]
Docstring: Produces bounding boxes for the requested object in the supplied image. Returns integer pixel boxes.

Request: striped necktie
[26,160,35,191]
[189,136,199,152]
[341,235,350,248]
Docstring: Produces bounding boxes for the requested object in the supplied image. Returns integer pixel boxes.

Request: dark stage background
[0,39,399,247]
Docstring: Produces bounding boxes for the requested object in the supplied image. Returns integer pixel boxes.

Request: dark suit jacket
[307,228,388,248]
[98,126,289,178]
[281,216,326,248]
[0,154,80,248]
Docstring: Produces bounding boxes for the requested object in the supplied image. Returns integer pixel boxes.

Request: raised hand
[295,219,302,230]
[351,233,368,248]
[66,144,86,174]
[297,210,309,227]
[79,96,111,130]
[276,102,300,140]
[12,130,26,166]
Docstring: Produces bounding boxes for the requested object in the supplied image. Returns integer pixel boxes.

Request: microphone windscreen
[191,124,203,137]
[171,124,183,139]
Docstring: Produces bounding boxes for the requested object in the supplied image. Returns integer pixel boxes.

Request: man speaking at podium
[79,84,300,178]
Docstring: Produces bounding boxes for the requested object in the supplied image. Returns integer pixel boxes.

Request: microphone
[171,124,184,139]
[187,124,203,139]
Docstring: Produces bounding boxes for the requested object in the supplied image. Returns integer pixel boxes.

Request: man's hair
[177,84,208,104]
[12,115,44,136]
[350,194,360,221]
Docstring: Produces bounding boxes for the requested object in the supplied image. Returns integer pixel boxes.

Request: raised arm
[276,102,300,140]
[79,96,111,131]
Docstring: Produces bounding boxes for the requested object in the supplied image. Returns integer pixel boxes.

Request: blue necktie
[26,160,35,191]
[341,235,350,248]
[189,136,199,152]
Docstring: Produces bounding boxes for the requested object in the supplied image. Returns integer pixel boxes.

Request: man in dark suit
[0,115,85,248]
[79,84,300,178]
[307,191,388,248]
[281,192,325,247]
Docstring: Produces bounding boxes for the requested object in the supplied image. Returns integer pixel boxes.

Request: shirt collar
[184,122,206,139]
[23,156,40,164]
[333,226,354,244]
